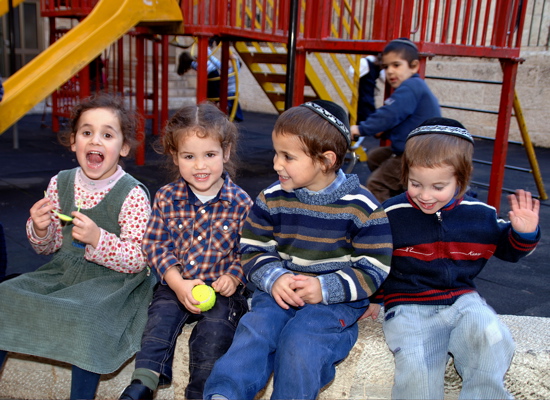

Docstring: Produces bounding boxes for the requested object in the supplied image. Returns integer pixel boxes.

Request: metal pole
[8,0,16,75]
[8,0,18,149]
[513,91,547,200]
[284,0,299,110]
[488,59,517,213]
[135,36,145,166]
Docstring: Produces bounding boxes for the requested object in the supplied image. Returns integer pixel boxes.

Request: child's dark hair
[208,35,221,48]
[402,122,474,199]
[383,38,419,67]
[272,105,348,173]
[158,102,239,182]
[177,52,195,75]
[58,93,139,156]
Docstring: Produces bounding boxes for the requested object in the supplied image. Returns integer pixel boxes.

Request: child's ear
[70,133,77,152]
[321,151,337,172]
[410,59,420,73]
[120,143,131,158]
[223,144,231,162]
[171,151,179,166]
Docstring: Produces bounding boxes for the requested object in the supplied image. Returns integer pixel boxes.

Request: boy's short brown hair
[272,101,349,173]
[383,38,419,67]
[402,118,474,199]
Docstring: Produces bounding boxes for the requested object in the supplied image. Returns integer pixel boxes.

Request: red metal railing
[411,0,527,58]
[40,0,529,210]
[179,0,526,58]
[181,0,293,42]
[40,0,97,17]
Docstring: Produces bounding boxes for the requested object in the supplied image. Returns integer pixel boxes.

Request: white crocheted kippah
[407,117,474,144]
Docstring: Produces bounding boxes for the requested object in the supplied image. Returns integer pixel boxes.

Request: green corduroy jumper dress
[0,168,155,374]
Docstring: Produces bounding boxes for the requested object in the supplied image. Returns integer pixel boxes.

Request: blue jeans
[135,283,247,399]
[204,290,366,400]
[383,292,515,400]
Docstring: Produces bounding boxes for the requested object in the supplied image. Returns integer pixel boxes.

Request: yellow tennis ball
[192,285,216,312]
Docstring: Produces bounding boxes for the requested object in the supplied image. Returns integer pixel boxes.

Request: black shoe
[119,380,154,400]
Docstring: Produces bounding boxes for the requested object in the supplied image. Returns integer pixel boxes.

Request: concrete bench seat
[1,314,548,399]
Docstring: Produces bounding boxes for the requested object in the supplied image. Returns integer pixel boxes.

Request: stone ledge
[0,315,548,399]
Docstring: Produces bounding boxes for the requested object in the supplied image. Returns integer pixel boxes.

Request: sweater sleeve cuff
[317,274,345,305]
[27,219,56,244]
[250,262,289,294]
[512,226,540,241]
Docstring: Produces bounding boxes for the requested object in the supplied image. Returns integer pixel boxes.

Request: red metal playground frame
[42,0,528,211]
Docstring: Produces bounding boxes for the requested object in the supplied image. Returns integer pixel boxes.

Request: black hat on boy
[300,100,351,147]
[407,117,475,145]
[389,37,418,50]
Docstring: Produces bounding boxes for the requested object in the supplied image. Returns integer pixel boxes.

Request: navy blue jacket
[380,193,540,311]
[357,73,440,154]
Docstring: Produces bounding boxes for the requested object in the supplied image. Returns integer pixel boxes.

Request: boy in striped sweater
[204,100,393,400]
[375,117,540,399]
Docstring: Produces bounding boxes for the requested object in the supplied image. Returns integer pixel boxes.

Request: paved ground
[1,111,549,317]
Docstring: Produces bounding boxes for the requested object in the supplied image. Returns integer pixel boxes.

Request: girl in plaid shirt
[120,103,252,400]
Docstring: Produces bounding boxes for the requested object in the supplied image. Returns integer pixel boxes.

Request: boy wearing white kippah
[370,117,540,399]
[203,100,393,400]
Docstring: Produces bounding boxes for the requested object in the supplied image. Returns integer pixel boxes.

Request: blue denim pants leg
[135,283,248,400]
[204,290,290,400]
[271,300,362,399]
[135,284,191,383]
[204,290,365,400]
[448,293,514,400]
[186,290,248,399]
[383,303,450,399]
[383,292,515,400]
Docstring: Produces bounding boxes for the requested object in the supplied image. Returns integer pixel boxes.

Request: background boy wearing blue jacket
[351,38,441,203]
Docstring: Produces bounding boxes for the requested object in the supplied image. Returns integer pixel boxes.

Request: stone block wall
[425,51,550,148]
[1,314,548,399]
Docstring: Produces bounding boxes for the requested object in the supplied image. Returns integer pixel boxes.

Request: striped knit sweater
[381,192,541,311]
[240,174,392,305]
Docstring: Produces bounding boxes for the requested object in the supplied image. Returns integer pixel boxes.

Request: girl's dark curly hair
[157,102,240,182]
[58,93,140,157]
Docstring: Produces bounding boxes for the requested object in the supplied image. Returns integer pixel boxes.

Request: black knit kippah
[389,38,418,50]
[300,100,351,147]
[407,117,475,144]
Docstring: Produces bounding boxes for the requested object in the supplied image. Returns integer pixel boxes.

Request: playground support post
[284,0,299,110]
[488,59,518,213]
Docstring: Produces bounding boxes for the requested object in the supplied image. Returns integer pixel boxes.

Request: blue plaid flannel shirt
[143,175,252,285]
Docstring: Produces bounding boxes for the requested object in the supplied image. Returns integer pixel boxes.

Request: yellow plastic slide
[0,0,25,16]
[0,0,182,134]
